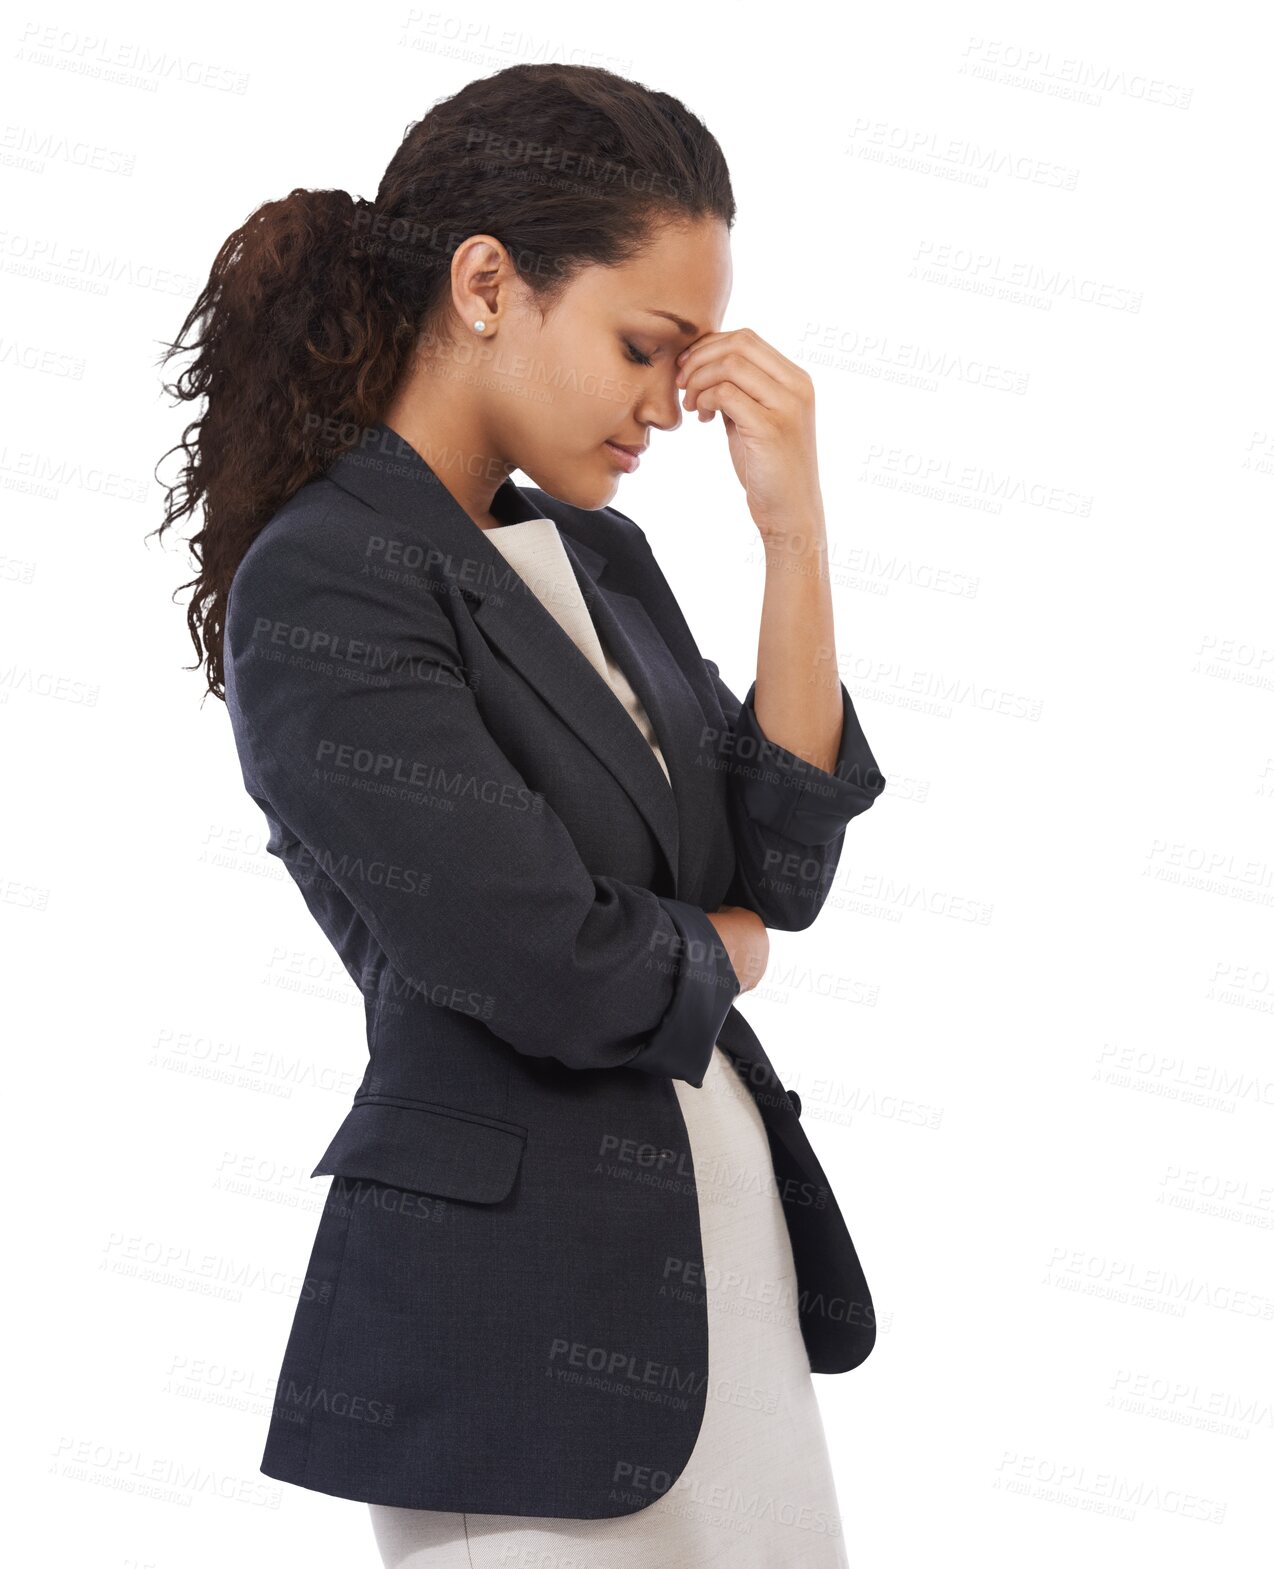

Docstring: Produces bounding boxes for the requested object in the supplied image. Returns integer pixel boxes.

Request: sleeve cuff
[636,897,742,1087]
[730,680,886,846]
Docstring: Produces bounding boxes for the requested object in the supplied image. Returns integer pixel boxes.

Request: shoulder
[225,475,455,663]
[228,469,434,609]
[228,476,352,615]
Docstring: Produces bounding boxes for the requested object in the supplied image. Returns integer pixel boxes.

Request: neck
[376,389,514,531]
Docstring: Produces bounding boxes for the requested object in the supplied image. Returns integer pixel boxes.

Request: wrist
[759,513,827,550]
[756,492,826,544]
[760,526,831,585]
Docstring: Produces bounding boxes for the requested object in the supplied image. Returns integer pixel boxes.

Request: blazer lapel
[323,421,698,894]
[468,557,682,891]
[554,534,722,900]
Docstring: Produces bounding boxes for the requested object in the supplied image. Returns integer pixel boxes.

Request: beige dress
[369,516,850,1569]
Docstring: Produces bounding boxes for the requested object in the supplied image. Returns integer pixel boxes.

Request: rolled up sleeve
[705,661,887,931]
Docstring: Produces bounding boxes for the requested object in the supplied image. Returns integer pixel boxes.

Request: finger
[692,379,769,430]
[681,350,793,414]
[678,329,808,397]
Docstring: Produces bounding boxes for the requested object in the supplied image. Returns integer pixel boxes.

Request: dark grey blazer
[222,418,886,1517]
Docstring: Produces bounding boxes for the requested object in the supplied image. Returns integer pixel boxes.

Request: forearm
[753,509,843,776]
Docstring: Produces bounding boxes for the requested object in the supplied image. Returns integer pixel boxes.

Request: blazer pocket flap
[310,1097,528,1204]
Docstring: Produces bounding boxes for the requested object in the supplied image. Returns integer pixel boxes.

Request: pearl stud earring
[473,320,486,332]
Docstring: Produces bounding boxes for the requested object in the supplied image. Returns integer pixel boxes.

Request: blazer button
[787,1089,802,1119]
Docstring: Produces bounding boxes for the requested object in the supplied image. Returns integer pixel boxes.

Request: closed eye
[623,340,654,367]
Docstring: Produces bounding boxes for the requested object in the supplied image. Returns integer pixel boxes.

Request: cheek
[557,374,621,439]
[523,335,630,437]
[561,340,633,424]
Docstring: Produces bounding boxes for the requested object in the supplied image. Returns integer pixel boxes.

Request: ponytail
[152,187,412,698]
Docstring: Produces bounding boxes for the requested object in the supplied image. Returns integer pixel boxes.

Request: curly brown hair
[151,61,735,701]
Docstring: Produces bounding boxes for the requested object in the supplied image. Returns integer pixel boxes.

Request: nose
[635,369,683,435]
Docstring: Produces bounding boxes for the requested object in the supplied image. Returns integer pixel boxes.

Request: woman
[157,61,886,1567]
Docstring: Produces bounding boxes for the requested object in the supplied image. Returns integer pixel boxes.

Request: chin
[521,457,621,513]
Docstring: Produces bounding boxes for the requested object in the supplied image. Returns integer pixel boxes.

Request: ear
[449,234,510,339]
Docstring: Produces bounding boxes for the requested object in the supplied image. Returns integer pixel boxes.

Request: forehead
[573,217,732,335]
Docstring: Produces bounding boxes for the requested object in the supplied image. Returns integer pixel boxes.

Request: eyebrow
[643,309,701,337]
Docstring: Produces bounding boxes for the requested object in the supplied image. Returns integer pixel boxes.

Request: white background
[3,1,1271,1563]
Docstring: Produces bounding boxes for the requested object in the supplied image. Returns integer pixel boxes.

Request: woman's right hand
[705,904,770,993]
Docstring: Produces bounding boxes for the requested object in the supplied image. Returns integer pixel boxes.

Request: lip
[603,439,645,473]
